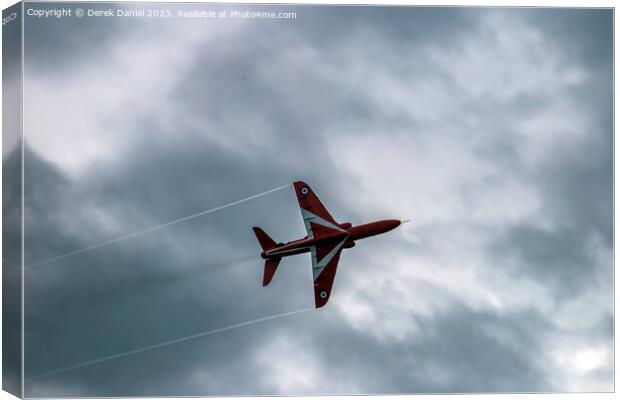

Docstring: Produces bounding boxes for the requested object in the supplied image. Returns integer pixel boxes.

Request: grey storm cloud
[9,3,613,396]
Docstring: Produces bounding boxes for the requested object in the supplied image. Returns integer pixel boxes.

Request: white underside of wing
[301,209,346,239]
[310,236,348,280]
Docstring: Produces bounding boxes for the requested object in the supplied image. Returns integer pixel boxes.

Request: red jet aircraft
[253,181,402,308]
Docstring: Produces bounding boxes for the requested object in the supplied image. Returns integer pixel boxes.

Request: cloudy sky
[10,3,613,396]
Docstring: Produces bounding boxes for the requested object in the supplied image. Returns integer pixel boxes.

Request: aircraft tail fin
[262,258,281,286]
[252,227,277,251]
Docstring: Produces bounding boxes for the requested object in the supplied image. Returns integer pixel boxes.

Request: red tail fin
[252,227,277,250]
[263,258,281,286]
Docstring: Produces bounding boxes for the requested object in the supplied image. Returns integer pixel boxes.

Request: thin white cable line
[27,183,291,268]
[27,307,312,382]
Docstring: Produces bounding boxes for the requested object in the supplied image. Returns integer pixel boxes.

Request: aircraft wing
[310,236,348,308]
[293,181,347,239]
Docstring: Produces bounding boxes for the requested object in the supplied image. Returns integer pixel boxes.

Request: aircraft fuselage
[261,219,401,260]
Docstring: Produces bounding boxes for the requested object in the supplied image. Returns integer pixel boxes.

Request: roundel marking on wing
[319,290,328,299]
[300,186,309,196]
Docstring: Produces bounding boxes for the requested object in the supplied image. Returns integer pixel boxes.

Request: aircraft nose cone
[375,219,401,234]
[386,219,401,230]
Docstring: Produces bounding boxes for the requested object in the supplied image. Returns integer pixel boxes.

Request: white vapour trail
[27,183,290,268]
[27,307,312,382]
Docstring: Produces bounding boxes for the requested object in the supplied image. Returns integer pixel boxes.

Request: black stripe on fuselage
[266,246,312,257]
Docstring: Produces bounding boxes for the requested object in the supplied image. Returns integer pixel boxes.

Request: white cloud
[334,224,555,343]
[254,332,362,394]
[23,20,238,176]
[543,338,613,392]
[431,11,587,101]
[329,131,543,228]
[551,233,613,331]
